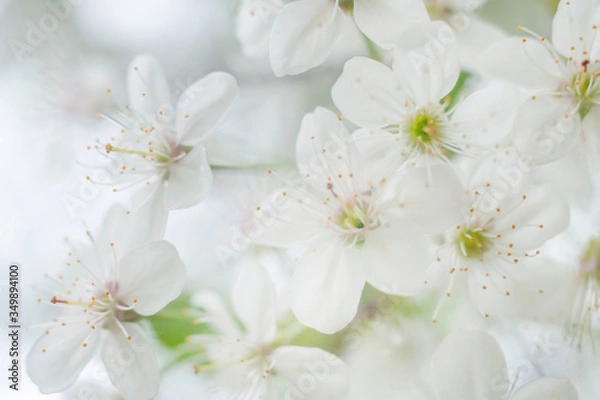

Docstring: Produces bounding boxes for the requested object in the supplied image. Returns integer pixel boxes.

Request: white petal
[27,321,100,394]
[478,38,562,90]
[118,240,186,316]
[96,203,167,263]
[295,107,360,196]
[494,184,570,252]
[392,21,461,105]
[271,346,349,399]
[361,217,431,296]
[164,146,213,210]
[270,0,344,76]
[252,186,324,247]
[235,0,280,57]
[454,17,506,73]
[176,72,239,146]
[393,165,466,234]
[102,322,160,400]
[353,0,429,49]
[468,258,576,321]
[451,84,526,148]
[331,57,406,128]
[232,262,277,344]
[290,240,365,334]
[552,0,600,62]
[510,96,581,165]
[581,105,600,162]
[511,378,579,400]
[432,330,508,400]
[127,54,171,120]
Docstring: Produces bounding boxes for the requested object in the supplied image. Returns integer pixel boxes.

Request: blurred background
[0,0,560,398]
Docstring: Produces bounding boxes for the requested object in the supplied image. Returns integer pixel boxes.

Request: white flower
[92,54,239,211]
[429,176,570,321]
[432,330,579,400]
[332,21,521,172]
[478,0,600,164]
[27,206,186,400]
[254,107,464,333]
[186,262,349,399]
[236,0,431,76]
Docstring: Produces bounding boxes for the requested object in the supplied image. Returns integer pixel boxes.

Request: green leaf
[146,294,211,349]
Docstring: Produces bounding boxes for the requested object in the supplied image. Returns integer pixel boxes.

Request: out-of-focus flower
[432,330,579,400]
[236,0,432,76]
[186,262,349,399]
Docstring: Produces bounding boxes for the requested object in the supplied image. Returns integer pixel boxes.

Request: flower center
[425,2,452,21]
[569,61,600,117]
[105,142,171,164]
[404,112,443,152]
[580,237,600,279]
[455,229,491,258]
[104,138,192,166]
[339,0,353,13]
[337,204,366,230]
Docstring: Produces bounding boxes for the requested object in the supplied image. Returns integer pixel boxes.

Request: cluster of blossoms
[25,0,600,399]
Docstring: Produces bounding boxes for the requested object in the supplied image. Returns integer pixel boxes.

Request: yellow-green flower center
[337,205,366,230]
[404,113,442,152]
[411,115,436,143]
[581,237,600,278]
[455,229,490,258]
[339,0,354,13]
[570,66,600,118]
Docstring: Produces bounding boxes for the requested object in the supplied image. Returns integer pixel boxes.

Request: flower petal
[468,258,576,321]
[451,84,525,149]
[361,217,431,296]
[176,72,239,146]
[432,330,508,400]
[128,54,171,120]
[331,56,406,128]
[118,240,186,316]
[252,186,324,247]
[494,184,570,252]
[102,322,160,400]
[164,146,213,210]
[510,96,580,165]
[269,0,344,77]
[235,0,281,57]
[271,346,349,399]
[478,37,562,90]
[454,17,506,72]
[552,0,600,62]
[295,107,359,196]
[511,378,579,400]
[290,239,366,334]
[393,165,466,234]
[392,21,461,105]
[232,262,277,344]
[27,321,100,394]
[353,0,429,49]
